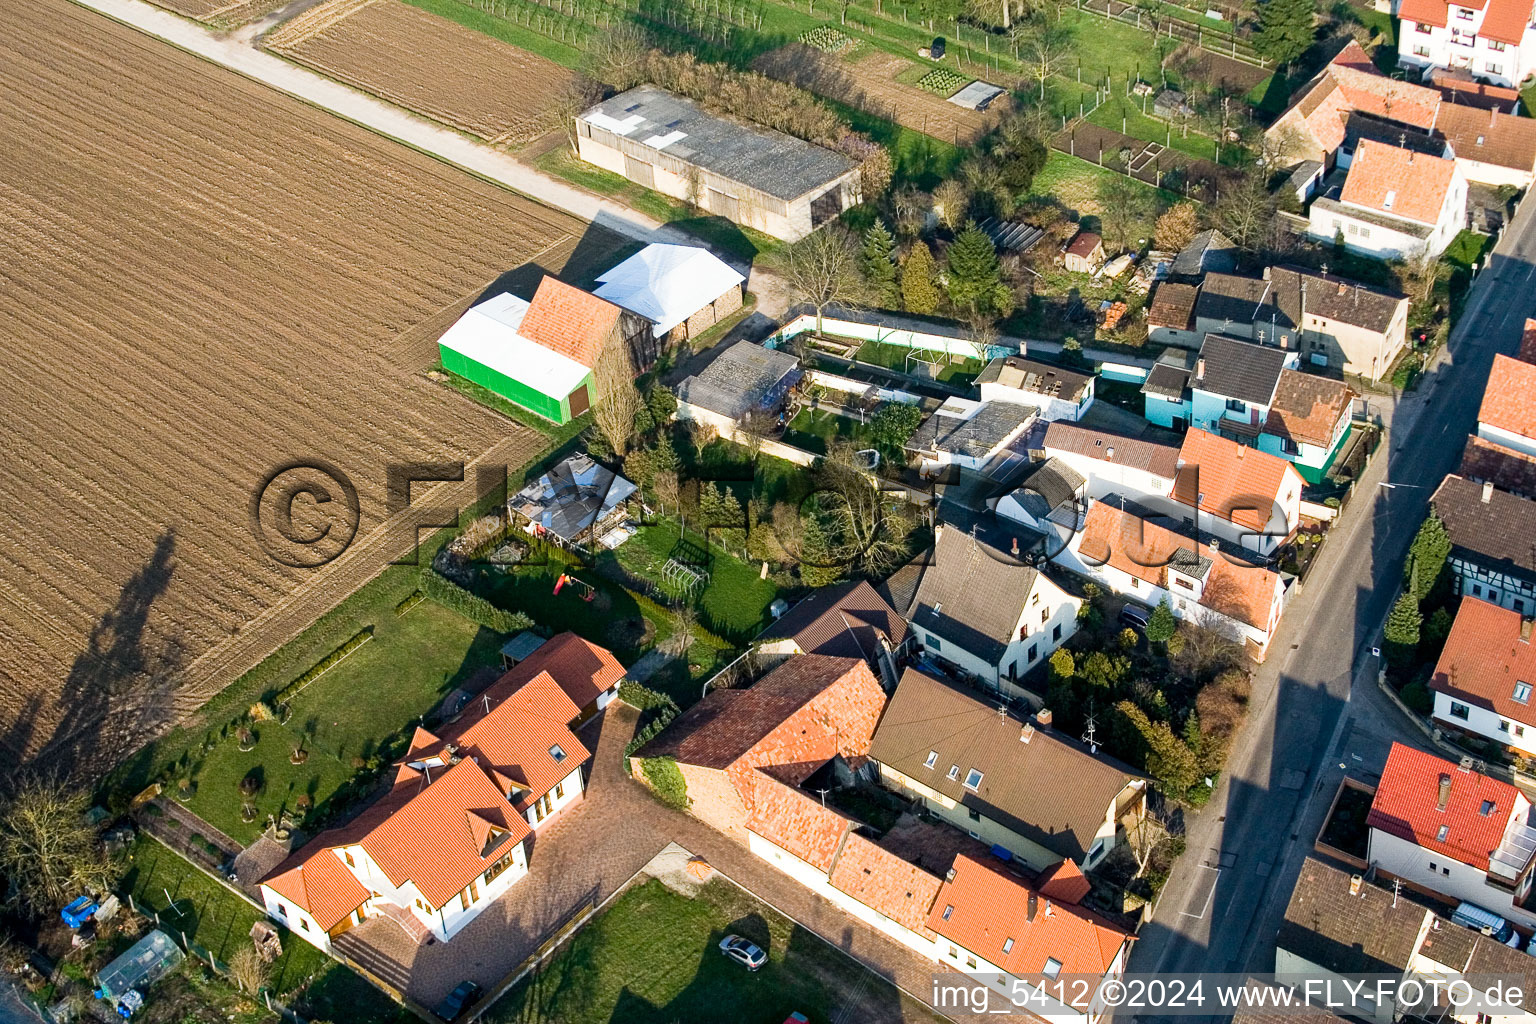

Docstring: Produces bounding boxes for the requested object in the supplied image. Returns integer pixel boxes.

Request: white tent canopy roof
[437,292,590,399]
[594,244,745,338]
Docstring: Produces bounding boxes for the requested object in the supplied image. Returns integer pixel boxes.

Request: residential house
[1430,596,1536,756]
[1190,268,1409,381]
[1277,856,1437,1024]
[1146,282,1202,349]
[675,340,803,436]
[906,525,1081,698]
[1396,0,1536,88]
[1436,102,1536,187]
[1259,370,1359,483]
[1412,920,1536,1023]
[1308,140,1468,260]
[1432,474,1536,613]
[631,654,887,839]
[1166,228,1239,281]
[754,580,908,688]
[976,355,1096,422]
[1038,422,1180,503]
[1143,333,1292,436]
[1462,434,1536,499]
[1063,231,1105,273]
[1172,428,1304,558]
[1478,353,1536,459]
[509,452,637,550]
[1428,66,1524,111]
[437,276,654,425]
[993,457,1086,535]
[905,397,1036,474]
[869,667,1147,870]
[1057,498,1290,659]
[1366,742,1536,929]
[592,243,745,344]
[260,634,624,948]
[575,86,859,240]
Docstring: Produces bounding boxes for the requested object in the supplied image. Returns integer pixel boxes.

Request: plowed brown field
[266,0,573,144]
[0,0,601,772]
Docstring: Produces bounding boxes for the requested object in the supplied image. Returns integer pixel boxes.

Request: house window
[924,750,938,769]
[1417,20,1433,31]
[1482,800,1497,815]
[555,781,565,800]
[1028,643,1038,662]
[1501,720,1512,733]
[550,744,567,762]
[1053,624,1062,641]
[1443,866,1451,875]
[416,898,425,909]
[1043,958,1063,979]
[300,919,309,931]
[1458,7,1475,18]
[485,851,515,885]
[968,808,981,822]
[926,635,942,651]
[966,955,978,969]
[1491,39,1508,49]
[460,889,470,912]
[1383,189,1396,210]
[344,851,354,867]
[948,764,961,780]
[1040,609,1048,624]
[1473,584,1484,597]
[1032,593,1040,606]
[1451,701,1471,720]
[1281,437,1299,456]
[1518,726,1527,738]
[274,903,287,918]
[469,880,480,903]
[1226,398,1246,413]
[950,946,959,959]
[1487,62,1503,75]
[1174,577,1193,590]
[1414,44,1432,55]
[1087,838,1105,863]
[1516,681,1532,704]
[1437,824,1450,841]
[1430,861,1438,871]
[964,768,984,790]
[942,904,955,921]
[1002,938,1015,954]
[1130,577,1141,589]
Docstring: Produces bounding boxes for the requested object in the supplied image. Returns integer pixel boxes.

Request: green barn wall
[439,345,585,424]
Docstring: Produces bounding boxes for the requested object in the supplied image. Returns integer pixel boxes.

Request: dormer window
[550,744,567,762]
[1481,800,1497,816]
[924,750,938,769]
[1515,681,1531,704]
[1043,958,1063,978]
[964,769,984,790]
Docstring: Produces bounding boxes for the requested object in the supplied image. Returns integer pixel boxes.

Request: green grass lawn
[606,522,781,641]
[483,877,942,1024]
[122,835,406,1022]
[172,597,506,843]
[855,339,984,384]
[402,0,586,66]
[781,406,872,455]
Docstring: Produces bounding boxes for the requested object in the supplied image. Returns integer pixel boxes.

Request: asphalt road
[1126,199,1536,1006]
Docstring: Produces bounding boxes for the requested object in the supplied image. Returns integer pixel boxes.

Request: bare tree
[228,947,271,994]
[1126,809,1178,879]
[592,338,642,456]
[1170,621,1242,685]
[773,226,865,335]
[892,185,932,238]
[654,469,680,515]
[1016,24,1073,100]
[737,408,773,461]
[582,24,652,91]
[932,179,972,231]
[0,776,113,920]
[1213,172,1276,253]
[551,75,605,157]
[666,601,698,656]
[814,440,915,576]
[1397,249,1447,310]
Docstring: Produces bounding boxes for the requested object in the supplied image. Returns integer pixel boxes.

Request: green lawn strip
[1442,229,1495,323]
[607,522,781,640]
[782,406,871,455]
[401,0,586,67]
[1084,97,1224,164]
[854,339,983,383]
[123,834,403,1022]
[482,877,942,1024]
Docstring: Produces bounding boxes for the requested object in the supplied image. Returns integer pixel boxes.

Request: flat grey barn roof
[580,85,855,202]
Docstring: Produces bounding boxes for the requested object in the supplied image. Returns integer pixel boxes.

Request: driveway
[338,702,984,1023]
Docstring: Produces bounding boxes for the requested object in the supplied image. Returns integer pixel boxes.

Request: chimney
[1020,723,1036,744]
[1027,893,1039,922]
[946,867,957,882]
[1012,536,1020,557]
[1196,357,1207,379]
[1236,445,1246,458]
[1106,445,1116,460]
[1338,282,1347,296]
[1521,619,1534,643]
[1483,480,1495,503]
[1350,873,1363,896]
[1035,708,1053,730]
[1044,900,1056,918]
[1438,772,1453,812]
[1209,537,1219,552]
[935,524,944,542]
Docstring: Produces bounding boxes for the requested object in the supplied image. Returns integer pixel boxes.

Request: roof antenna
[484,692,492,715]
[1392,877,1401,908]
[814,787,830,809]
[1082,701,1099,754]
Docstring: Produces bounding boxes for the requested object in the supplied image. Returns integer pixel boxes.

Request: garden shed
[94,929,183,1003]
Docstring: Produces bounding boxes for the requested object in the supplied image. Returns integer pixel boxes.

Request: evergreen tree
[651,433,680,476]
[1118,701,1201,795]
[945,221,1003,312]
[1146,599,1178,645]
[1384,592,1423,649]
[900,241,940,314]
[1405,511,1452,600]
[798,502,844,587]
[861,220,899,306]
[1049,647,1076,682]
[1253,0,1316,66]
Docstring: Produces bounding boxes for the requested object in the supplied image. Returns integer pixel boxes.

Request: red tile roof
[1366,742,1520,871]
[743,772,852,872]
[927,854,1129,992]
[1461,435,1536,500]
[445,670,588,811]
[1435,103,1536,174]
[1340,140,1458,226]
[1265,370,1356,449]
[1174,428,1302,534]
[518,277,623,368]
[261,846,370,932]
[480,631,627,713]
[1431,596,1536,726]
[1429,68,1522,111]
[827,833,943,938]
[1479,354,1536,441]
[357,758,533,909]
[1036,858,1093,905]
[1077,500,1283,632]
[1065,232,1103,258]
[1409,0,1536,43]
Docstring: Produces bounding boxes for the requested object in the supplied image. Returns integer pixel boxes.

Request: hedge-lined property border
[270,627,374,706]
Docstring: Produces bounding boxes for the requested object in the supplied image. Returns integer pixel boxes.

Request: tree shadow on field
[473,219,646,307]
[37,529,184,783]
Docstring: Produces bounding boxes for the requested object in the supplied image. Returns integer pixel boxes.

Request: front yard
[484,877,941,1024]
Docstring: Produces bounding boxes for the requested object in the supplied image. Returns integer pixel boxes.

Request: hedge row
[420,568,536,634]
[621,682,681,768]
[394,590,426,616]
[640,756,690,810]
[271,627,374,706]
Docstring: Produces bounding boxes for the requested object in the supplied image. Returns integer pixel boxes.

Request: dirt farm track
[0,0,602,773]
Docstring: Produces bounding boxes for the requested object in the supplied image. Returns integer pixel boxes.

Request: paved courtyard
[336,702,989,1023]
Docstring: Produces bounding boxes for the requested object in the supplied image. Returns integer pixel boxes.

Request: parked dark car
[930,36,946,59]
[1119,604,1151,632]
[434,981,483,1022]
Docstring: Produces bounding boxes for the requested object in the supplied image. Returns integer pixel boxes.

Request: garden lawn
[173,595,505,843]
[122,835,404,1022]
[482,877,942,1024]
[607,522,781,641]
[781,406,872,455]
[854,339,984,384]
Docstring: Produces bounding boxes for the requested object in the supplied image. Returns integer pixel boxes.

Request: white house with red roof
[1308,140,1468,260]
[1396,0,1536,88]
[259,633,624,950]
[1366,742,1536,928]
[1430,596,1536,755]
[1478,353,1536,460]
[1171,429,1304,558]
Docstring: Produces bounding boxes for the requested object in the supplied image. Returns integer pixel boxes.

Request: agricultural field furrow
[0,0,596,772]
[267,0,574,143]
